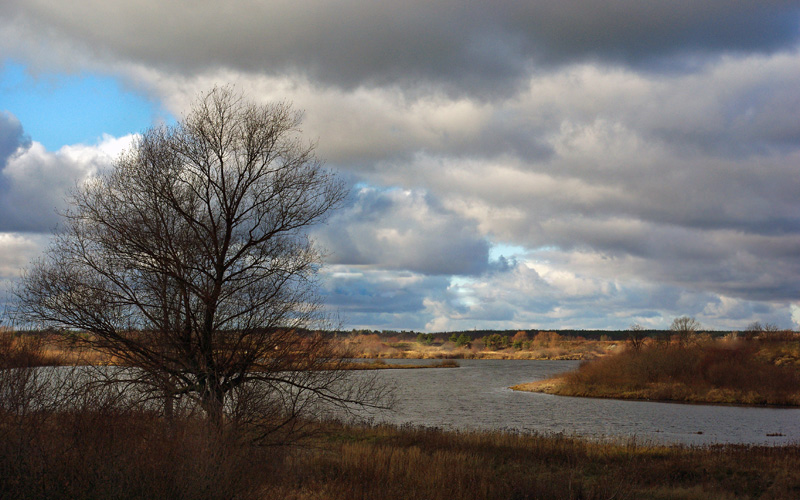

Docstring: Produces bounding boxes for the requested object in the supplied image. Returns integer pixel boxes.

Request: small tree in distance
[16,87,387,440]
[670,316,701,347]
[626,323,647,351]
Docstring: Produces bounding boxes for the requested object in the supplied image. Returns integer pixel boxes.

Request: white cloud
[0,232,47,279]
[2,1,800,330]
[0,134,136,232]
[792,304,800,329]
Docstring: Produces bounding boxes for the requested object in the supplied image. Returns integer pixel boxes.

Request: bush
[482,334,509,350]
[417,333,435,345]
[451,334,472,348]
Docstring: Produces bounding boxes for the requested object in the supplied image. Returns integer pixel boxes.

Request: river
[358,359,800,446]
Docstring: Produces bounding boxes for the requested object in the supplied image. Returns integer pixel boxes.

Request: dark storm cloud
[4,1,799,95]
[3,0,800,330]
[508,2,800,69]
[537,222,800,304]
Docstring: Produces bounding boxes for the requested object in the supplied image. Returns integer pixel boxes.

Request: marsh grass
[517,339,800,406]
[343,333,616,360]
[266,422,800,500]
[4,409,800,500]
[0,331,63,369]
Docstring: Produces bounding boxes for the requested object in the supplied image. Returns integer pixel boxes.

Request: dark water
[360,359,800,446]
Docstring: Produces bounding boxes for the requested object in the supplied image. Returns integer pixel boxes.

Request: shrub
[452,334,472,348]
[417,333,435,345]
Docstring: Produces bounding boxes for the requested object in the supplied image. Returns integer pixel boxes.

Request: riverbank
[512,339,800,407]
[2,331,462,370]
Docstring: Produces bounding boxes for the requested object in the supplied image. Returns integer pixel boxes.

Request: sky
[1,1,799,332]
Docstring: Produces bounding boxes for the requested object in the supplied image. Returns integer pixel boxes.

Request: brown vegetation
[514,336,800,406]
[3,409,800,499]
[342,331,618,360]
[0,330,63,369]
[9,330,618,368]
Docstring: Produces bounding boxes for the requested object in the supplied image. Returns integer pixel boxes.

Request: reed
[3,406,800,499]
[516,339,800,406]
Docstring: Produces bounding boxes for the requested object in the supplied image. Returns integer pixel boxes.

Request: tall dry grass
[263,422,800,500]
[342,332,617,360]
[544,339,800,405]
[4,410,800,499]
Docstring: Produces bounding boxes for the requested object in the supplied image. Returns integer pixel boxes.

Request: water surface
[361,359,800,446]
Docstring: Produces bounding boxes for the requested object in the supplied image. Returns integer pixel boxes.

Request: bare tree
[626,323,647,351]
[16,87,386,440]
[670,316,701,347]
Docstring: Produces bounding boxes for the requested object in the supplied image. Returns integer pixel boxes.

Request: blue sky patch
[0,60,172,151]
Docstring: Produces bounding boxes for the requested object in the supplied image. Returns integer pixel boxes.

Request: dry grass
[12,330,619,368]
[6,409,800,500]
[343,333,618,360]
[0,331,64,368]
[264,422,800,500]
[515,339,800,406]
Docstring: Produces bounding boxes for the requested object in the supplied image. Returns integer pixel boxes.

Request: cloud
[0,232,47,279]
[139,57,800,320]
[0,131,135,232]
[0,232,51,309]
[2,1,798,96]
[0,111,30,167]
[792,304,800,329]
[315,186,490,276]
[420,258,796,332]
[321,266,450,331]
[2,1,800,331]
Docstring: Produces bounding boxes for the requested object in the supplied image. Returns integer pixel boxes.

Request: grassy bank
[3,409,800,499]
[513,338,800,406]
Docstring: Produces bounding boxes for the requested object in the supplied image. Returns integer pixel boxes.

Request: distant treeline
[341,329,736,341]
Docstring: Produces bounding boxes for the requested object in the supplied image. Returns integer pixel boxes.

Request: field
[1,328,620,367]
[3,409,800,500]
[340,330,618,360]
